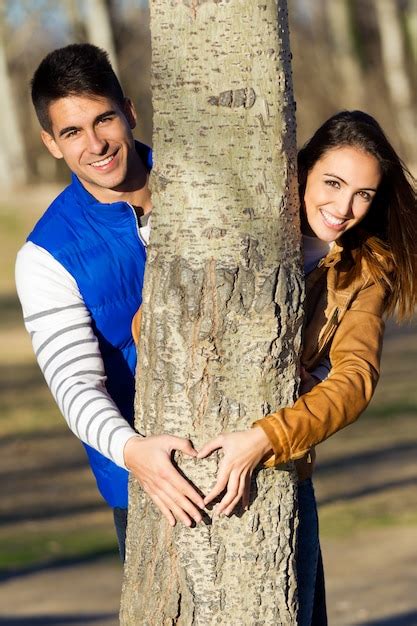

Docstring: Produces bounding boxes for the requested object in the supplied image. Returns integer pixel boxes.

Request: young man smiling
[16,44,204,558]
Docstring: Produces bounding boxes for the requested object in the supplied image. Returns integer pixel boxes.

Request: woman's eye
[357,191,372,201]
[325,179,340,188]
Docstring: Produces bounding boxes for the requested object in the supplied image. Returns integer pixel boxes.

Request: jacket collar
[319,239,344,269]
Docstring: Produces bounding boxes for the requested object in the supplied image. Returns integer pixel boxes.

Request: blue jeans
[113,506,128,562]
[297,478,327,626]
[113,480,327,625]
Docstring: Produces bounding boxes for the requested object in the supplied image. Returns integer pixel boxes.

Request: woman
[195,110,417,624]
[132,110,416,623]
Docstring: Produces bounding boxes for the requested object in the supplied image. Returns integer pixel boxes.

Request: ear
[41,130,64,160]
[123,98,137,130]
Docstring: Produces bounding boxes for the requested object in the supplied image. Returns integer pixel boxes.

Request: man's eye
[65,130,79,138]
[98,116,114,124]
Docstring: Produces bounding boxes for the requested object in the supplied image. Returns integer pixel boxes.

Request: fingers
[197,436,223,460]
[149,493,176,527]
[159,484,203,526]
[242,472,252,511]
[216,471,243,516]
[165,466,205,510]
[203,470,229,506]
[144,473,203,527]
[149,490,194,527]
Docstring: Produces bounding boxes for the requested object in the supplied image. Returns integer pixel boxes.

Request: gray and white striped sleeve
[15,242,138,469]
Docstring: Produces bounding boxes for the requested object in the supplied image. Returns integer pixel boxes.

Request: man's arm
[16,242,205,525]
[16,242,136,467]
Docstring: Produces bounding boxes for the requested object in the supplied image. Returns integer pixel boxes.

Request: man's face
[41,94,140,203]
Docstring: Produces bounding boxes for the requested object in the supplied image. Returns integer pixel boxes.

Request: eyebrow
[58,110,116,138]
[59,126,78,138]
[323,172,378,192]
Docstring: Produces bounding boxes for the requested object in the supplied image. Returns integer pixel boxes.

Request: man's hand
[197,428,272,517]
[123,435,205,527]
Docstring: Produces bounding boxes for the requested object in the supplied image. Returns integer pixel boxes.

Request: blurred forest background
[0,1,416,625]
[0,0,416,190]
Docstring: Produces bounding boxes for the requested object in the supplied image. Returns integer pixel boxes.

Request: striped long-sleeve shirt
[15,217,151,469]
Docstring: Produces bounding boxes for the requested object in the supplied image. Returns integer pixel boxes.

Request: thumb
[197,436,223,459]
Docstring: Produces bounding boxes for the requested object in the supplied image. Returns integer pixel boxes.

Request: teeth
[321,209,345,226]
[91,155,114,168]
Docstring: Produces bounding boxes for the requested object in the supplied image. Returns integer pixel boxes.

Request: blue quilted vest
[27,142,152,508]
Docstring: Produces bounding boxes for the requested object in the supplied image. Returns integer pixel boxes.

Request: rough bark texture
[120,1,302,623]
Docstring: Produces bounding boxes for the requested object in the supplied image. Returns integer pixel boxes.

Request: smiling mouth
[90,151,117,168]
[320,208,348,228]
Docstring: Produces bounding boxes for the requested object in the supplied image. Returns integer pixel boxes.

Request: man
[16,44,204,558]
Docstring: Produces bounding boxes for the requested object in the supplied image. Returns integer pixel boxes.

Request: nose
[85,130,108,155]
[337,191,354,217]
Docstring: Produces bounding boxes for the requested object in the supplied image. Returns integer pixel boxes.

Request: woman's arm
[200,278,386,513]
[255,279,385,467]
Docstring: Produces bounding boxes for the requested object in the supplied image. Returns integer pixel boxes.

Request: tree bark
[120,1,302,624]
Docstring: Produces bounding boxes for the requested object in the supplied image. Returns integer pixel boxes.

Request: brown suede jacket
[255,239,387,475]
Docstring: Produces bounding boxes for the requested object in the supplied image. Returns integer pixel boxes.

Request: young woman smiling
[131,110,415,623]
[196,110,417,625]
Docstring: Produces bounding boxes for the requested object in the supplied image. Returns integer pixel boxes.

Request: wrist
[251,425,273,459]
[123,434,144,470]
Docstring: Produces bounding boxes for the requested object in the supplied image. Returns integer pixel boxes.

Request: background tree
[373,0,415,158]
[325,0,365,108]
[120,1,303,623]
[0,4,28,188]
[84,0,119,75]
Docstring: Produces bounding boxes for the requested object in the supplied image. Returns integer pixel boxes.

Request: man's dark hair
[31,43,125,134]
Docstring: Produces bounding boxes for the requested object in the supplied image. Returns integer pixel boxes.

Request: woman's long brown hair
[298,110,417,320]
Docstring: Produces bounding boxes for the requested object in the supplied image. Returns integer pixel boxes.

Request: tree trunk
[404,0,417,66]
[374,0,415,160]
[120,1,302,624]
[84,0,119,74]
[325,0,365,108]
[0,9,27,187]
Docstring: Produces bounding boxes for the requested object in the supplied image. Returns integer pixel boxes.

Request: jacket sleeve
[253,279,386,466]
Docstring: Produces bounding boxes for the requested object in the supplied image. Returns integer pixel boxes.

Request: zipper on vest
[127,203,147,246]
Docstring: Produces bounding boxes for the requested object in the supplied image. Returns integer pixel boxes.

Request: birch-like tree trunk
[84,0,119,74]
[0,8,27,187]
[374,0,415,159]
[120,1,302,623]
[325,0,365,108]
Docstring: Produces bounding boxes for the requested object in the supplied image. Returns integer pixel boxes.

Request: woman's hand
[197,428,272,516]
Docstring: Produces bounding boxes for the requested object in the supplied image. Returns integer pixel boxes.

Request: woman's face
[302,146,382,242]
